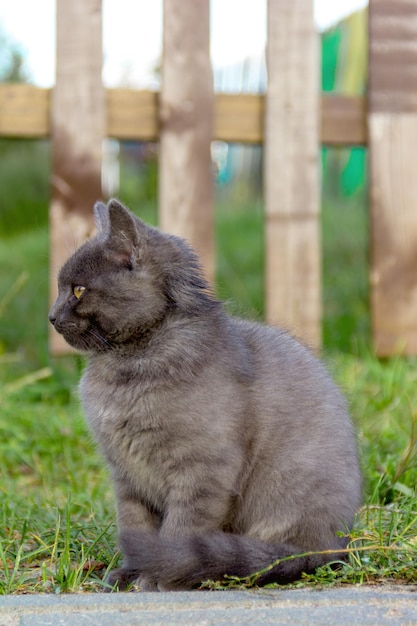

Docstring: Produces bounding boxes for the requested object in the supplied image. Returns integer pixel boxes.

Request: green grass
[216,194,264,320]
[0,140,50,237]
[322,192,369,354]
[1,192,417,593]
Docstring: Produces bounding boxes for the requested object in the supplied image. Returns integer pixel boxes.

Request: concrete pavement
[0,585,416,625]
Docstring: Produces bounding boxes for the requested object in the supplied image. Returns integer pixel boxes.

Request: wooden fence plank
[264,0,320,347]
[214,93,264,143]
[0,86,368,146]
[321,94,367,145]
[158,0,214,284]
[0,85,50,137]
[107,89,159,141]
[369,0,417,355]
[50,0,104,354]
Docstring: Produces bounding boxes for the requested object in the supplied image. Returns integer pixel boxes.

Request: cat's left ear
[94,201,110,236]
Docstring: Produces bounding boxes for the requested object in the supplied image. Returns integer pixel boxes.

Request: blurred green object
[321,8,367,197]
[0,139,50,237]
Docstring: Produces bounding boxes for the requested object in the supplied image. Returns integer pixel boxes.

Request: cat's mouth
[50,318,112,352]
[50,318,85,349]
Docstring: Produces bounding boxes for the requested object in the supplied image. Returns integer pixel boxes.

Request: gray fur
[49,198,361,591]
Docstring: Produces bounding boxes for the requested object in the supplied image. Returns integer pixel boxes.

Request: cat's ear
[107,199,139,247]
[94,201,110,236]
[94,199,141,268]
[94,199,139,246]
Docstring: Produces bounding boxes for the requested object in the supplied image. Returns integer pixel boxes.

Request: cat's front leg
[105,480,160,591]
[115,487,160,532]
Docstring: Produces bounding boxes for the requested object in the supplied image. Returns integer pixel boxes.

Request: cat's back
[228,316,356,446]
[230,317,338,397]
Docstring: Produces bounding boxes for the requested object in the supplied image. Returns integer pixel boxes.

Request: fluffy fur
[49,198,361,591]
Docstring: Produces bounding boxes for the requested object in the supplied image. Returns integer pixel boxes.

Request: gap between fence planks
[0,84,367,146]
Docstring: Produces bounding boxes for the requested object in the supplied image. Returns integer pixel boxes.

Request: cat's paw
[137,575,159,592]
[103,569,159,592]
[103,567,140,592]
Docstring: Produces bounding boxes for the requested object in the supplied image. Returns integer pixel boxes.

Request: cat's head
[48,199,215,352]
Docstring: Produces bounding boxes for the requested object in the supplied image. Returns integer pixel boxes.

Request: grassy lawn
[1,192,416,593]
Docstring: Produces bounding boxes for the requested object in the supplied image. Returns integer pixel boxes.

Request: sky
[0,0,368,88]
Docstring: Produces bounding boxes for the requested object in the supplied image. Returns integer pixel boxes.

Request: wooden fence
[0,0,416,356]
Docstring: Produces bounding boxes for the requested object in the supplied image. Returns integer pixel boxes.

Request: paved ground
[0,586,416,625]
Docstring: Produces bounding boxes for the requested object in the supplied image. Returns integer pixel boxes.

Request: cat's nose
[48,300,59,326]
[48,304,58,326]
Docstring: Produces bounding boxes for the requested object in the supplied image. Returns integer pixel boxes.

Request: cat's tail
[111,529,346,590]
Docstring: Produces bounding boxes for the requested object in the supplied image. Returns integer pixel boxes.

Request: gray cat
[49,198,361,591]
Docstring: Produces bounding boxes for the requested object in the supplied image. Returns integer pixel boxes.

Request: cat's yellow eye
[73,285,86,299]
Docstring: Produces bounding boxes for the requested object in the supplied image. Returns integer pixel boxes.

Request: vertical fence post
[49,0,104,354]
[369,0,417,356]
[264,0,320,348]
[159,0,215,285]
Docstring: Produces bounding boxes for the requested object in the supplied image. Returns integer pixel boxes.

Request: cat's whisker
[87,327,113,350]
